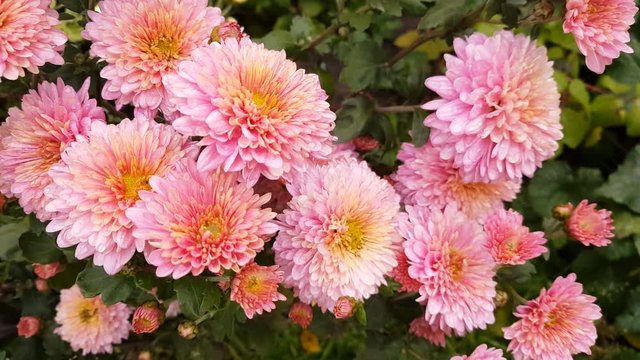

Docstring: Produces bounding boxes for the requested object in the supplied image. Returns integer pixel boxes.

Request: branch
[302,22,340,52]
[375,105,422,113]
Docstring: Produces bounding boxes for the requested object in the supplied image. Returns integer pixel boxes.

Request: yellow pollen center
[252,92,279,111]
[78,302,99,325]
[246,276,262,294]
[147,36,181,61]
[448,250,465,282]
[122,174,151,201]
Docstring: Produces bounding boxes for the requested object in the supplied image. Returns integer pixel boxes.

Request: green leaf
[617,286,640,333]
[626,99,640,137]
[76,266,134,305]
[598,145,640,212]
[18,232,62,264]
[367,0,403,16]
[48,261,85,291]
[338,39,384,91]
[206,302,243,341]
[560,108,590,149]
[418,0,484,30]
[497,262,536,284]
[21,290,52,317]
[608,39,640,85]
[59,0,84,13]
[8,337,43,360]
[591,94,624,128]
[0,216,30,260]
[333,97,374,142]
[174,276,222,320]
[258,30,294,51]
[411,110,430,147]
[340,10,372,32]
[568,79,590,111]
[299,0,325,17]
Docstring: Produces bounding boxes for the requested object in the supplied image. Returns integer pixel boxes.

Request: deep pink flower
[564,0,638,74]
[132,303,165,334]
[33,262,63,279]
[17,316,41,338]
[390,251,421,293]
[484,208,547,265]
[230,263,286,319]
[288,302,313,328]
[0,0,66,81]
[504,274,602,360]
[566,200,614,247]
[423,30,562,182]
[164,38,336,185]
[399,204,496,335]
[451,344,505,360]
[409,317,449,347]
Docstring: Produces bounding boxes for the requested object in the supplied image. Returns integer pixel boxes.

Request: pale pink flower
[484,208,547,265]
[82,0,224,116]
[0,79,105,220]
[45,118,195,274]
[390,251,421,293]
[451,344,505,360]
[566,200,614,247]
[0,0,66,81]
[288,302,313,328]
[164,38,336,185]
[54,285,131,355]
[274,159,401,311]
[423,30,562,182]
[126,159,277,278]
[393,142,520,220]
[504,273,602,360]
[564,0,638,74]
[333,296,356,319]
[230,263,286,319]
[17,316,41,338]
[399,204,496,335]
[409,317,449,347]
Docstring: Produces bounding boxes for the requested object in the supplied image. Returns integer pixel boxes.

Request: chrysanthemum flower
[17,316,41,338]
[126,159,277,278]
[131,302,165,334]
[288,302,313,328]
[0,79,105,220]
[33,262,63,279]
[45,118,194,274]
[409,317,449,347]
[563,0,638,74]
[210,21,246,43]
[566,200,614,247]
[54,285,131,355]
[504,273,602,360]
[484,208,547,265]
[0,0,66,81]
[423,30,562,182]
[274,159,401,311]
[390,251,421,293]
[399,204,496,335]
[164,38,336,185]
[393,142,521,220]
[230,263,286,319]
[333,296,356,319]
[82,0,224,116]
[451,344,505,360]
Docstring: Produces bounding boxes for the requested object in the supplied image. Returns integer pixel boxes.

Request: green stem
[375,105,422,113]
[504,284,528,305]
[194,309,218,325]
[229,335,252,358]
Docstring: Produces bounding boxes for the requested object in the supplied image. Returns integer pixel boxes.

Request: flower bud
[138,351,152,360]
[333,296,356,319]
[33,262,63,280]
[178,321,198,339]
[132,302,165,334]
[35,278,49,292]
[210,22,245,43]
[288,302,313,329]
[352,136,380,152]
[17,316,41,338]
[552,203,574,221]
[494,290,509,307]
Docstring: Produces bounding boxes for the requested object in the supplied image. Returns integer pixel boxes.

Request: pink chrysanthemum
[54,285,131,355]
[230,263,286,319]
[164,38,336,185]
[126,159,277,279]
[409,316,449,347]
[82,0,224,116]
[566,200,614,247]
[484,208,547,265]
[563,0,638,74]
[289,302,313,328]
[423,30,562,183]
[451,344,505,360]
[0,0,66,81]
[393,142,521,220]
[274,159,401,311]
[0,79,105,220]
[45,118,194,274]
[504,273,602,360]
[390,251,421,293]
[399,204,496,335]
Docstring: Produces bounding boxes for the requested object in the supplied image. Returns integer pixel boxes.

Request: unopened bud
[17,316,41,338]
[210,22,245,43]
[494,290,509,307]
[138,351,152,360]
[33,262,63,280]
[552,203,574,221]
[178,321,198,339]
[288,302,313,329]
[333,296,357,319]
[132,302,165,334]
[352,136,380,152]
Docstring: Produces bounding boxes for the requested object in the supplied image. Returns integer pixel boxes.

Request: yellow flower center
[330,218,366,255]
[245,276,263,294]
[147,36,181,61]
[78,302,99,325]
[121,174,151,201]
[448,250,465,282]
[252,92,279,112]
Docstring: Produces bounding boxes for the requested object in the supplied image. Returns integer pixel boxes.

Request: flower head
[54,285,131,355]
[0,0,66,81]
[451,344,505,360]
[566,200,614,247]
[164,38,336,185]
[230,263,286,319]
[289,302,313,328]
[504,273,602,360]
[399,204,496,335]
[127,158,277,278]
[0,79,105,220]
[274,159,401,311]
[83,0,224,115]
[333,297,356,319]
[177,321,198,339]
[390,251,421,293]
[45,118,195,274]
[423,30,562,182]
[484,208,547,265]
[393,142,520,219]
[563,0,638,74]
[17,316,41,338]
[33,262,63,279]
[132,302,165,334]
[210,21,246,43]
[409,317,449,347]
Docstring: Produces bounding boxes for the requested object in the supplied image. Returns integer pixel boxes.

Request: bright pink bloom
[566,200,614,247]
[0,0,66,81]
[484,208,547,265]
[126,159,277,278]
[391,251,421,293]
[333,297,356,319]
[33,262,63,279]
[289,302,313,328]
[504,274,602,360]
[164,38,336,185]
[409,317,449,347]
[451,344,505,360]
[132,303,165,334]
[423,31,562,182]
[399,204,496,335]
[564,0,638,74]
[230,263,286,319]
[54,285,131,355]
[82,0,224,116]
[17,316,41,338]
[45,118,194,274]
[393,142,520,220]
[274,159,401,311]
[0,79,105,220]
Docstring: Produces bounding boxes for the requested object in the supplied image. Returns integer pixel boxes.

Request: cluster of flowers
[0,0,633,358]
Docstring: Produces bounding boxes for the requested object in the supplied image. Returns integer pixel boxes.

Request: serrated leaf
[617,286,640,333]
[418,0,484,30]
[0,216,30,261]
[367,0,403,16]
[568,79,590,111]
[333,97,374,142]
[338,39,384,91]
[76,266,134,305]
[258,30,294,51]
[591,94,624,127]
[497,262,536,284]
[561,108,590,149]
[598,145,640,212]
[18,232,62,263]
[48,262,84,291]
[174,276,222,320]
